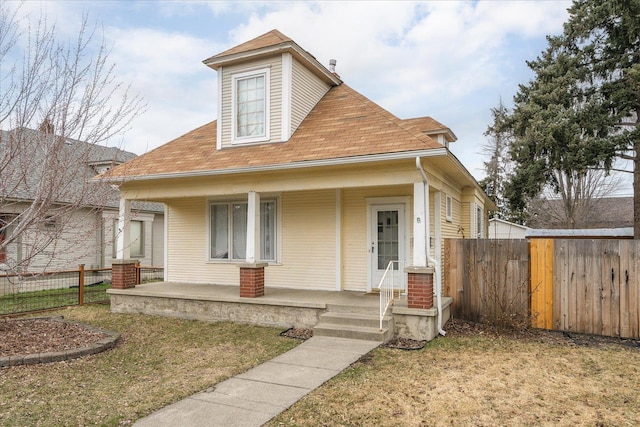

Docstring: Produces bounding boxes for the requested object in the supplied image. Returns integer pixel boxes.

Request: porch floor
[108,282,447,341]
[108,282,388,310]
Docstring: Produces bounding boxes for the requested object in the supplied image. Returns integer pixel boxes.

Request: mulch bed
[280,327,314,340]
[0,317,108,358]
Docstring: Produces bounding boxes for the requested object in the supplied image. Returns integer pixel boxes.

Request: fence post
[135,262,141,285]
[78,264,85,306]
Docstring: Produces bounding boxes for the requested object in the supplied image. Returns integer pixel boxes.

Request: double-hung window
[112,219,144,258]
[210,200,277,262]
[232,68,270,143]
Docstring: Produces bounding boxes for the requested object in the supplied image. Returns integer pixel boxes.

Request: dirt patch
[0,317,109,358]
[445,317,640,349]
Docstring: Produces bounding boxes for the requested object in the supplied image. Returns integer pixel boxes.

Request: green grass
[0,283,110,315]
[0,305,300,426]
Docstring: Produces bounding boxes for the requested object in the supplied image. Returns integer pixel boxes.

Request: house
[489,218,529,239]
[0,127,164,276]
[105,30,492,341]
[527,196,633,229]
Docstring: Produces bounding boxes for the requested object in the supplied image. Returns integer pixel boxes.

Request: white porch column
[412,182,429,268]
[116,198,131,260]
[245,191,261,263]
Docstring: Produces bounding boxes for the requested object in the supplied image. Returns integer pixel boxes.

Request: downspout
[415,157,446,336]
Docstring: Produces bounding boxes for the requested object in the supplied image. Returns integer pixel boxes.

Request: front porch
[108,282,451,342]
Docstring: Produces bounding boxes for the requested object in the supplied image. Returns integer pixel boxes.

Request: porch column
[239,192,265,298]
[245,191,261,264]
[116,198,131,260]
[112,198,137,289]
[412,181,428,267]
[239,263,267,298]
[407,181,433,309]
[405,266,434,309]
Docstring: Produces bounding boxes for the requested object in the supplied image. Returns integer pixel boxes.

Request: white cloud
[4,0,574,179]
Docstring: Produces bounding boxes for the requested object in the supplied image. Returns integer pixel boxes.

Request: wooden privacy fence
[445,238,640,339]
[444,239,530,326]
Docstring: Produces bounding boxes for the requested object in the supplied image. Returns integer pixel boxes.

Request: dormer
[403,116,457,149]
[203,30,342,150]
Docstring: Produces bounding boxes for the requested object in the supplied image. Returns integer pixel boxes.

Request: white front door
[369,204,406,291]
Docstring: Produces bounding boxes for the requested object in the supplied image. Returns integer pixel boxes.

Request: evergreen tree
[479,100,514,221]
[504,0,639,234]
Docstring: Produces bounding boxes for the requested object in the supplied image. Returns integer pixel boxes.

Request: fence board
[530,239,553,329]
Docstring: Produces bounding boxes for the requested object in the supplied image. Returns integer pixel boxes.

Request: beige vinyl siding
[166,198,237,284]
[342,185,412,292]
[266,190,336,290]
[291,58,330,135]
[220,56,283,148]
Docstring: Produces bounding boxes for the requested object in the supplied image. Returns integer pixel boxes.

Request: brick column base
[112,260,137,289]
[405,266,434,309]
[239,263,267,298]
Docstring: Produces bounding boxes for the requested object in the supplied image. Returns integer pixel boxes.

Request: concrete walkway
[134,336,379,427]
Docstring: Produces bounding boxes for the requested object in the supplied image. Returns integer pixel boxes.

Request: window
[232,69,270,143]
[130,220,144,257]
[210,200,277,261]
[445,195,453,222]
[476,205,483,238]
[112,220,144,258]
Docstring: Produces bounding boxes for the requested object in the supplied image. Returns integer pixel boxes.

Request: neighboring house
[528,196,633,229]
[0,127,164,273]
[489,218,529,239]
[106,29,492,296]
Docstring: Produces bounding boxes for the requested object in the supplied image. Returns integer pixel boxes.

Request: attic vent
[329,59,336,73]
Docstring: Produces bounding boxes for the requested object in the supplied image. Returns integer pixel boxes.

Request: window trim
[208,198,279,263]
[445,194,453,222]
[475,204,483,238]
[231,68,270,144]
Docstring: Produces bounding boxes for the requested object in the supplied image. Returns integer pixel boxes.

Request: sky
[9,0,626,190]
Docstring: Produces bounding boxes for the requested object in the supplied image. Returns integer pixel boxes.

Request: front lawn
[270,325,640,426]
[0,305,299,426]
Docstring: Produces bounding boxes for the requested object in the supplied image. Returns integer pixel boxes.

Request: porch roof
[106,84,445,181]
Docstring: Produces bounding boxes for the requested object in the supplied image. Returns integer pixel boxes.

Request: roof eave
[107,148,449,183]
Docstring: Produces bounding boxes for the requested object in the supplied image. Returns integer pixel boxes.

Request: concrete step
[313,323,392,342]
[319,311,391,329]
[325,303,378,315]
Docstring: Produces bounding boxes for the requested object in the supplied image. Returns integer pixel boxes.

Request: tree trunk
[635,144,640,240]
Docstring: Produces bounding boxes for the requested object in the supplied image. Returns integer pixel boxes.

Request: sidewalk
[134,336,379,427]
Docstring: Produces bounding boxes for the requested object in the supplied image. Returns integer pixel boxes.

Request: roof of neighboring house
[528,196,633,229]
[489,218,529,230]
[526,227,634,238]
[107,83,445,179]
[0,127,162,213]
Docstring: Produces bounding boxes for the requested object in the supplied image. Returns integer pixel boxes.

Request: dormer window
[232,68,270,144]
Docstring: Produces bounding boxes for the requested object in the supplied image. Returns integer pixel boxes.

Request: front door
[369,204,406,291]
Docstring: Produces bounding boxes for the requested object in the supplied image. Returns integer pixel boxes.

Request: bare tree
[0,3,144,275]
[528,169,621,229]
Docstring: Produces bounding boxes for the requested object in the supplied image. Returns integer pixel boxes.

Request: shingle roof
[205,30,292,63]
[107,83,445,179]
[0,128,162,212]
[402,117,448,133]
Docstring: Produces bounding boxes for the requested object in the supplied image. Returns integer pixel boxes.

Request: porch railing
[377,260,399,331]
